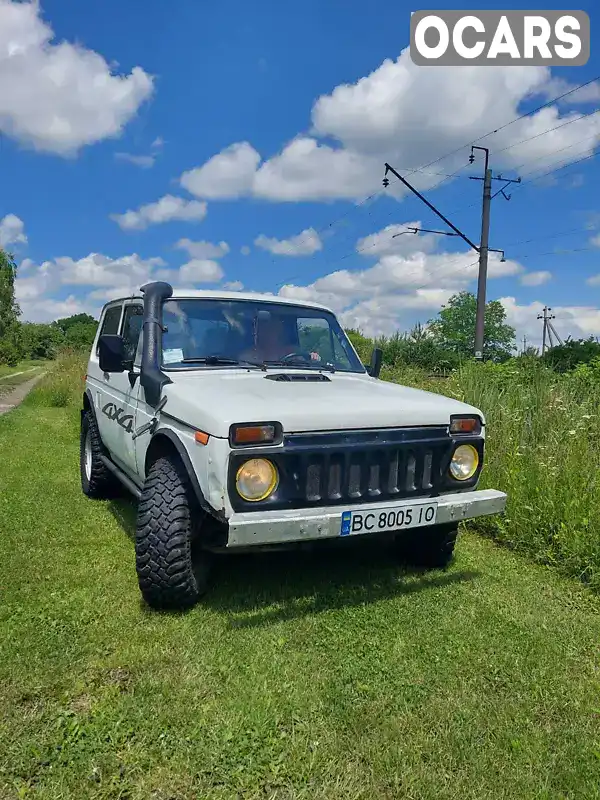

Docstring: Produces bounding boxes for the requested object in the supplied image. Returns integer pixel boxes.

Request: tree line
[1,246,598,372]
[0,249,98,365]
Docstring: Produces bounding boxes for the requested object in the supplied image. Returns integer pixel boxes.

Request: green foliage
[427,291,516,362]
[0,249,22,366]
[541,336,600,373]
[52,312,98,335]
[20,322,64,360]
[64,321,98,350]
[344,328,373,363]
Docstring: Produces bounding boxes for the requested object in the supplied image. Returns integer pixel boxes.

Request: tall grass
[388,359,600,590]
[29,352,600,590]
[24,348,87,410]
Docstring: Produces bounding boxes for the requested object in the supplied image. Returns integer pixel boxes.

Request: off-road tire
[393,522,459,569]
[80,410,118,499]
[135,455,210,610]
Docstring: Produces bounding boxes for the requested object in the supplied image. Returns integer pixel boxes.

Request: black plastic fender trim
[147,429,227,523]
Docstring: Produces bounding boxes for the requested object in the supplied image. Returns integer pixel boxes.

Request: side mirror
[366,347,383,378]
[98,334,126,373]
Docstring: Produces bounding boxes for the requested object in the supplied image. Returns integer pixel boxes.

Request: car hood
[161,369,484,438]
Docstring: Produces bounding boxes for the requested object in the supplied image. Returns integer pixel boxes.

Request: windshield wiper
[262,360,336,373]
[181,356,265,370]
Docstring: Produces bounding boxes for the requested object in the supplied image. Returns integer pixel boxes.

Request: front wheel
[135,455,211,610]
[393,523,459,569]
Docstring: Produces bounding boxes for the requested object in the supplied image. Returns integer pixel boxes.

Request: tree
[0,249,22,366]
[52,313,98,336]
[542,336,600,373]
[20,322,65,360]
[64,321,98,350]
[427,291,516,362]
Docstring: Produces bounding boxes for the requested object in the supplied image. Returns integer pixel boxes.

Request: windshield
[160,298,365,373]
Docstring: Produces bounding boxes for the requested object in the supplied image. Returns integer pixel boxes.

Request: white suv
[80,281,507,609]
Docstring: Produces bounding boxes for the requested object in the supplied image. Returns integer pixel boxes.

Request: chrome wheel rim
[84,428,93,481]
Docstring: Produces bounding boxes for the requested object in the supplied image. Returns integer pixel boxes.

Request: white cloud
[586,274,600,287]
[222,280,244,291]
[175,238,229,259]
[356,223,438,258]
[240,246,251,256]
[500,296,600,350]
[14,247,228,321]
[180,142,261,199]
[0,213,26,248]
[254,227,322,256]
[519,270,552,287]
[179,52,600,203]
[111,195,207,231]
[14,251,169,320]
[114,152,155,169]
[536,78,600,105]
[179,259,223,283]
[0,0,153,155]
[151,136,164,150]
[276,222,523,336]
[590,233,600,248]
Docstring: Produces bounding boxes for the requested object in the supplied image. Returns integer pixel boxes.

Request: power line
[406,76,600,174]
[492,108,600,157]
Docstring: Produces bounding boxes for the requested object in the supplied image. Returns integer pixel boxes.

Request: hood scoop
[265,372,331,382]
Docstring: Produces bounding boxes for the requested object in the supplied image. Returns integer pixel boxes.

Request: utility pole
[472,147,491,361]
[522,335,527,354]
[469,147,520,361]
[383,157,519,360]
[537,306,563,354]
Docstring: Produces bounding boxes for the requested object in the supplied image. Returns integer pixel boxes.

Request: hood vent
[265,372,331,382]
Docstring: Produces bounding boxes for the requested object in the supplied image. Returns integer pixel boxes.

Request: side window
[95,304,123,355]
[121,304,144,364]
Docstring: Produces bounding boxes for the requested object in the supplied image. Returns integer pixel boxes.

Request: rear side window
[95,304,122,355]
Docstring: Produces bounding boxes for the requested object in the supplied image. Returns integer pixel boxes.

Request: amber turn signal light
[229,422,282,447]
[449,416,481,435]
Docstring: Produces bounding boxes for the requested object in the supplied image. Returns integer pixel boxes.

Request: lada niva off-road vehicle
[80,281,507,609]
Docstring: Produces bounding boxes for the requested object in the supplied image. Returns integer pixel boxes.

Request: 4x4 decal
[102,402,134,434]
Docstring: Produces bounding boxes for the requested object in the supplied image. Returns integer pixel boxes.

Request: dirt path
[0,373,45,416]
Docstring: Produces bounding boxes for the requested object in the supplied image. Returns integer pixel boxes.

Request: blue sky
[2,0,600,349]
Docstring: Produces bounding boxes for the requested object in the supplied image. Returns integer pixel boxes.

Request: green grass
[385,360,600,590]
[0,359,46,379]
[1,399,600,798]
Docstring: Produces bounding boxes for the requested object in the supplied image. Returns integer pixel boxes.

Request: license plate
[340,501,438,537]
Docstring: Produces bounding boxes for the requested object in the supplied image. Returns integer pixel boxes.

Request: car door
[105,300,145,478]
[89,301,124,457]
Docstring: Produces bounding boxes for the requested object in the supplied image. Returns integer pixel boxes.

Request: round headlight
[449,444,479,481]
[236,458,278,501]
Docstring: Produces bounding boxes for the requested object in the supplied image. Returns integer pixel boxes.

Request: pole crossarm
[383,163,480,252]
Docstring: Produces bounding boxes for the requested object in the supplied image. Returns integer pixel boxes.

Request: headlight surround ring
[449,444,479,481]
[235,458,279,501]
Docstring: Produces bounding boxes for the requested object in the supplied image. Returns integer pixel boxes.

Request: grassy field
[0,357,599,798]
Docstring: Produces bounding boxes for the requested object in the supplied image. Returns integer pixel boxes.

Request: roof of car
[105,287,333,313]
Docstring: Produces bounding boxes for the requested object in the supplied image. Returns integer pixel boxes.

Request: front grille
[295,441,448,504]
[228,426,463,512]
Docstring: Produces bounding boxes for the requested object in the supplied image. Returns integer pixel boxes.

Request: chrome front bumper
[226,488,507,548]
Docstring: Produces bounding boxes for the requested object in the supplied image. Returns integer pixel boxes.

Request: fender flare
[81,388,108,449]
[147,428,226,523]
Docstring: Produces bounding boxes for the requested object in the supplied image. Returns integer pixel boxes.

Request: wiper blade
[263,360,336,373]
[181,357,265,370]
